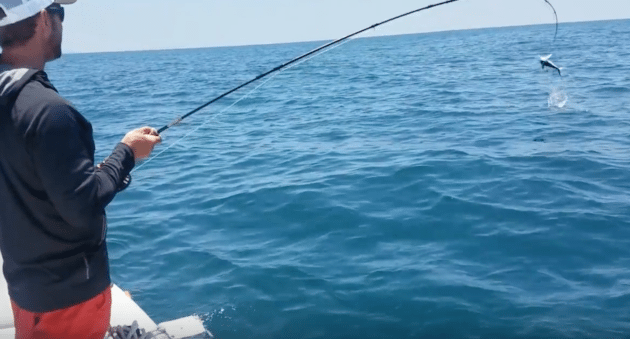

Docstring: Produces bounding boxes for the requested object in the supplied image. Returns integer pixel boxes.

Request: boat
[0,253,212,338]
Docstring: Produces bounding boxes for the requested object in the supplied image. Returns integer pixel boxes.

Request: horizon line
[64,17,628,56]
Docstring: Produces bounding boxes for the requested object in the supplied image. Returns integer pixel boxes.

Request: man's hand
[121,127,162,161]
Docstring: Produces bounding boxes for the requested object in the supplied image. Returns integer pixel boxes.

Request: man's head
[0,0,76,64]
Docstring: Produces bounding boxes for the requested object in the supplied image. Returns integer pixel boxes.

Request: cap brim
[0,0,61,27]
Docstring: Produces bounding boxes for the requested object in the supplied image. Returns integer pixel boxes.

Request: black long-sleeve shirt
[0,67,134,312]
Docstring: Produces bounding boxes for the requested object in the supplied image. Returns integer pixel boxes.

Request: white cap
[0,0,76,27]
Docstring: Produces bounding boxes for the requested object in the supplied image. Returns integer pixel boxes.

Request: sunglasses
[45,4,64,23]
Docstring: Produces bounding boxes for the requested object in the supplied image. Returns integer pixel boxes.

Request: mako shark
[540,54,562,76]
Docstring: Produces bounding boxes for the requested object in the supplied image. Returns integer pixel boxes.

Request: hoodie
[0,67,135,312]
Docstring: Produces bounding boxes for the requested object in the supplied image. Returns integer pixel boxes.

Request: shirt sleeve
[29,101,135,234]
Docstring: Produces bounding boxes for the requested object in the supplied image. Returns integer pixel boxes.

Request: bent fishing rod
[156,0,461,134]
[156,0,559,135]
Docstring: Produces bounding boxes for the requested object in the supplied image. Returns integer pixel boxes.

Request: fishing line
[544,0,559,41]
[133,37,355,173]
[143,0,560,167]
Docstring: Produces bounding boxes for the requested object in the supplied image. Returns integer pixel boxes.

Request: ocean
[48,19,630,338]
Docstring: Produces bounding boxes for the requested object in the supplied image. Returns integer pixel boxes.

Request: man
[0,0,162,337]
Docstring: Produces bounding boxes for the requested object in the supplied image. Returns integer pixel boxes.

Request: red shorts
[10,286,111,339]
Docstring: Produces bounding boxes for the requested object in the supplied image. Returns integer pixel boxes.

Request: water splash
[548,87,568,109]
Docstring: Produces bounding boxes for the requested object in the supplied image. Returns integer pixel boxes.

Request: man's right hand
[121,127,162,161]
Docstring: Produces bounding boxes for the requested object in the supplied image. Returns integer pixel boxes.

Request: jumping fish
[540,54,562,76]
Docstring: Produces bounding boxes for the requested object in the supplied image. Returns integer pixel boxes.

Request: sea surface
[49,19,630,338]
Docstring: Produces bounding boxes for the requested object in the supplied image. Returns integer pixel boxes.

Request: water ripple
[45,19,630,338]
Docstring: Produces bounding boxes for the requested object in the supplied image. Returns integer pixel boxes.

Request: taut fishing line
[135,0,560,171]
[544,0,559,41]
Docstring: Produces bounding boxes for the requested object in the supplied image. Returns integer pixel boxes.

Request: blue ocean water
[49,19,630,338]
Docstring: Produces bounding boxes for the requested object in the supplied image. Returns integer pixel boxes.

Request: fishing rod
[156,0,462,134]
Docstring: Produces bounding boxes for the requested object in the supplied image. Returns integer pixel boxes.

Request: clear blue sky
[63,0,630,53]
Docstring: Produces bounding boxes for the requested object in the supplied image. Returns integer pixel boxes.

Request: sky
[62,0,630,54]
